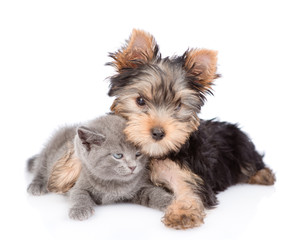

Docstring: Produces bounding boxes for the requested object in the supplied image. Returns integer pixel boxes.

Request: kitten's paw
[156,192,174,211]
[162,200,205,230]
[69,206,94,221]
[27,182,48,196]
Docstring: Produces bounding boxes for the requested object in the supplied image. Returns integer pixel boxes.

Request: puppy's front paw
[162,200,205,230]
[69,206,94,221]
[27,182,48,196]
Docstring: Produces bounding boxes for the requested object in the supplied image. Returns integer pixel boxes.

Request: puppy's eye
[112,153,123,159]
[136,97,146,106]
[135,152,142,157]
[175,102,182,111]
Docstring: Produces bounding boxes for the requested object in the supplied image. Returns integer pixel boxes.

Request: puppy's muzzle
[151,127,165,141]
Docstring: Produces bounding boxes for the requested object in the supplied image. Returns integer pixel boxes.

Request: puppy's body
[48,29,275,229]
[107,30,275,229]
[168,119,273,207]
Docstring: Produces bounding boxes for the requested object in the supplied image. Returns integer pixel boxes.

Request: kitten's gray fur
[27,115,173,220]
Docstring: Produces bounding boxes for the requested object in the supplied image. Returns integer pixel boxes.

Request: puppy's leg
[47,148,81,193]
[150,159,206,230]
[220,122,276,186]
[248,167,276,185]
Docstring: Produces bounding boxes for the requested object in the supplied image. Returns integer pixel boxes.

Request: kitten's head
[74,115,148,181]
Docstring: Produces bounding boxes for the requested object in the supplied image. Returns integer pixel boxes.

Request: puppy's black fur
[169,119,267,208]
[48,29,275,230]
[107,30,276,225]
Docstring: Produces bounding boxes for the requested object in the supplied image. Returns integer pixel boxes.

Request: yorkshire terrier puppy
[49,29,275,230]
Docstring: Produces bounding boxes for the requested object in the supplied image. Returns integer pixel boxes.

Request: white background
[1,1,300,240]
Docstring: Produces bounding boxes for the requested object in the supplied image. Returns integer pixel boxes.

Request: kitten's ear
[183,48,220,94]
[77,126,105,151]
[108,29,159,72]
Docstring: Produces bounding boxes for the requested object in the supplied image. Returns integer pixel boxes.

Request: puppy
[49,29,275,230]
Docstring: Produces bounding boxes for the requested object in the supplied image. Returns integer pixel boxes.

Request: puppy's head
[108,29,219,158]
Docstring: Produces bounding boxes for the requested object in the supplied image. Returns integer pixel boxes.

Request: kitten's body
[27,125,76,195]
[27,115,172,220]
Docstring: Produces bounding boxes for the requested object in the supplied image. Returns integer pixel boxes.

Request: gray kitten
[27,115,173,220]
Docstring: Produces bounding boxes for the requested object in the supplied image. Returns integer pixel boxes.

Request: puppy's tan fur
[150,159,206,229]
[248,167,276,185]
[47,30,274,231]
[47,145,81,193]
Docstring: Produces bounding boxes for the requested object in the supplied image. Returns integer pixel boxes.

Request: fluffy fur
[47,29,276,229]
[27,115,173,220]
[108,29,276,229]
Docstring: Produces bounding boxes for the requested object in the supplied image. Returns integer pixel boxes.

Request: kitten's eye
[175,102,182,111]
[136,97,146,106]
[112,153,123,159]
[135,152,142,157]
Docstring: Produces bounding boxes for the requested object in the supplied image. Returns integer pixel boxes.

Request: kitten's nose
[129,166,136,172]
[151,127,165,141]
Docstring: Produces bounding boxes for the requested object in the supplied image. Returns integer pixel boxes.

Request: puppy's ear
[183,49,220,94]
[109,29,159,71]
[77,126,105,151]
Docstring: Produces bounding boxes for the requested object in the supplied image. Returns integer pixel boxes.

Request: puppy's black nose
[151,127,165,141]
